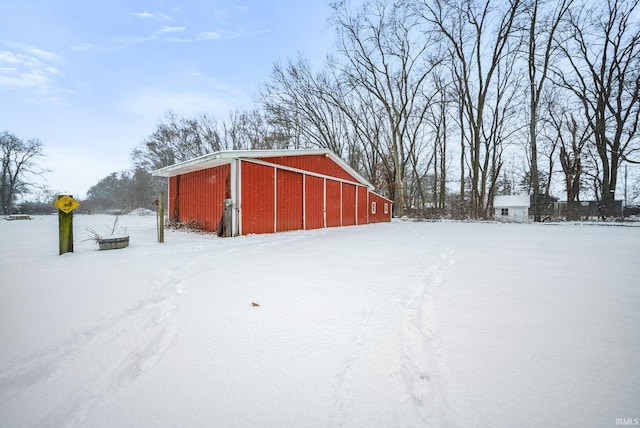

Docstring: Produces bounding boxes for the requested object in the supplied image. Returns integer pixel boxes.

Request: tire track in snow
[328,241,482,427]
[397,243,484,427]
[0,262,190,428]
[397,244,455,426]
[330,253,426,428]
[0,229,323,428]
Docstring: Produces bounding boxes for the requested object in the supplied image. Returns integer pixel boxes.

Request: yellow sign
[53,195,80,214]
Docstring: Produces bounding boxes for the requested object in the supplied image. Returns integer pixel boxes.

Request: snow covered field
[1,215,638,427]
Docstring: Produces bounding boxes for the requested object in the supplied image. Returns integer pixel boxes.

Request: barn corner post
[157,191,165,243]
[53,194,79,255]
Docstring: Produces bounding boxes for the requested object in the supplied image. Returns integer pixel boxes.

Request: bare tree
[1,131,45,214]
[484,52,524,215]
[447,57,471,216]
[224,109,282,150]
[418,0,525,218]
[524,0,572,221]
[261,57,349,155]
[131,111,224,171]
[331,0,440,216]
[321,67,394,190]
[553,0,640,217]
[427,72,450,211]
[545,97,592,219]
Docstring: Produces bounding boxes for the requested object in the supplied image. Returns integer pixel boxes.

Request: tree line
[127,0,639,220]
[8,0,638,220]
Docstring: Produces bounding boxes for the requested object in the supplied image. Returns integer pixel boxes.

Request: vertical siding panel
[241,162,275,234]
[186,172,194,224]
[342,183,356,226]
[324,178,327,228]
[276,169,303,232]
[357,186,368,225]
[304,175,324,230]
[326,180,341,227]
[201,169,207,223]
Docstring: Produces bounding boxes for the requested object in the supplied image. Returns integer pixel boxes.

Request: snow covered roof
[494,195,530,208]
[152,148,374,189]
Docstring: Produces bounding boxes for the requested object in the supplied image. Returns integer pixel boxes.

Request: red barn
[152,149,393,236]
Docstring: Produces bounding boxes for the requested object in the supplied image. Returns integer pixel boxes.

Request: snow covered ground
[1,215,638,427]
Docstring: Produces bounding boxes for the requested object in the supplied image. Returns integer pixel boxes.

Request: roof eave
[151,148,375,189]
[152,152,230,177]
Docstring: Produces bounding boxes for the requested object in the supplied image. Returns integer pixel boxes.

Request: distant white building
[494,195,530,223]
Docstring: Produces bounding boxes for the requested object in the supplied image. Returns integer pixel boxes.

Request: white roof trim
[152,148,374,189]
[152,152,231,177]
[369,190,394,204]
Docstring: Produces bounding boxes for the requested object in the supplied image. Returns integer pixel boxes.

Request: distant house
[494,195,530,223]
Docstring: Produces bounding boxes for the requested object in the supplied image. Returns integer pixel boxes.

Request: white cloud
[197,29,253,41]
[157,26,186,34]
[120,7,256,45]
[132,11,154,19]
[0,49,62,90]
[199,32,221,40]
[120,27,254,44]
[132,11,171,21]
[25,47,62,62]
[163,29,252,43]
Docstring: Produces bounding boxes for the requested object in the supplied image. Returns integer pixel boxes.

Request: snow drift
[1,216,638,427]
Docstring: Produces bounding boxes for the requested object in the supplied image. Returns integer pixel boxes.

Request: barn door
[276,169,303,232]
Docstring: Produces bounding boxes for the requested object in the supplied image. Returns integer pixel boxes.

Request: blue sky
[1,0,336,198]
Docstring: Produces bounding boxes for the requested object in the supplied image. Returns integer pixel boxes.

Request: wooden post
[158,192,165,243]
[57,195,74,255]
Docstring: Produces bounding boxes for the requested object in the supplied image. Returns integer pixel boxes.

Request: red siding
[342,183,356,226]
[357,186,368,225]
[326,180,341,227]
[276,169,303,232]
[242,161,275,234]
[305,175,324,230]
[167,153,392,236]
[170,165,229,231]
[257,155,360,183]
[368,192,393,223]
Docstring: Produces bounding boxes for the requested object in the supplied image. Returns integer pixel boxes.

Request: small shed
[494,195,530,223]
[152,149,393,236]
